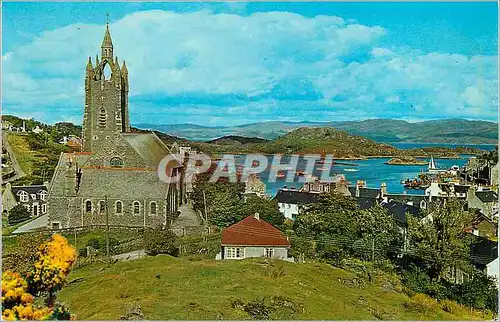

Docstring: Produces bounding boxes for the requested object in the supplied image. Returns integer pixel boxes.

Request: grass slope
[58,256,482,320]
[6,133,36,175]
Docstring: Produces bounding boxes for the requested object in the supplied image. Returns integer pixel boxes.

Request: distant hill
[207,135,269,145]
[254,127,398,158]
[136,119,498,144]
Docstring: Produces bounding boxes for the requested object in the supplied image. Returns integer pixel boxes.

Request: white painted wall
[278,202,299,220]
[487,258,499,281]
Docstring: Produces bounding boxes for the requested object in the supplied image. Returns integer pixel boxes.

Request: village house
[274,188,319,220]
[2,182,49,218]
[32,125,43,134]
[46,24,184,230]
[467,187,498,219]
[244,174,267,199]
[217,213,291,260]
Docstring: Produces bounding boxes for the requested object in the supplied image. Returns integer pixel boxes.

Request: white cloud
[2,9,498,125]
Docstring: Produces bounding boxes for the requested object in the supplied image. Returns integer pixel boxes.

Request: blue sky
[2,2,498,126]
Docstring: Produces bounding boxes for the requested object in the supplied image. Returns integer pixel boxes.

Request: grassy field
[57,256,489,320]
[6,133,36,175]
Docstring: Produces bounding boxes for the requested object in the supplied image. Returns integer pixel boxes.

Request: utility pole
[105,195,110,263]
[203,190,208,224]
[371,238,375,263]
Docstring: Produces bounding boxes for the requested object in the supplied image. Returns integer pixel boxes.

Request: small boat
[295,170,306,176]
[344,168,359,172]
[277,171,286,178]
[316,167,329,171]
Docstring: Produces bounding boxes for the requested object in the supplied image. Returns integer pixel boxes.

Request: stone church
[47,25,183,229]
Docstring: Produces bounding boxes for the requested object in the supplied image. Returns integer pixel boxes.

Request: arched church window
[133,201,140,215]
[99,108,107,127]
[85,200,92,212]
[99,200,106,213]
[150,201,157,215]
[110,157,123,168]
[115,200,123,215]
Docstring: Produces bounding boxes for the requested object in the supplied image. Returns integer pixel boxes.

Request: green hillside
[57,256,488,320]
[256,127,398,157]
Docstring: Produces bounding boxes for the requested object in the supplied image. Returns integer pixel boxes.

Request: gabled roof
[11,185,47,202]
[470,235,498,266]
[348,186,380,199]
[356,197,378,210]
[121,133,182,168]
[475,191,498,203]
[380,200,423,226]
[274,189,318,204]
[221,215,290,247]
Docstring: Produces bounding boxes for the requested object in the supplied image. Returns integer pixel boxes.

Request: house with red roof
[217,213,291,260]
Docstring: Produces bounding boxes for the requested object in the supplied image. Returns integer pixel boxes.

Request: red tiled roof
[221,215,290,247]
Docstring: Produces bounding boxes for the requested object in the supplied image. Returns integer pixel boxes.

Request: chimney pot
[254,212,260,220]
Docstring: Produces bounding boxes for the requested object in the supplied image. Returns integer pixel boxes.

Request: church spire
[101,23,114,59]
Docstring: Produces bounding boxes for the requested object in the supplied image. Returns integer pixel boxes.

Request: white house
[274,188,318,220]
[216,213,291,260]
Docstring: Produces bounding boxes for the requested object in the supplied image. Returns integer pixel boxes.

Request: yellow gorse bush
[2,234,78,320]
[1,271,51,320]
[28,234,77,293]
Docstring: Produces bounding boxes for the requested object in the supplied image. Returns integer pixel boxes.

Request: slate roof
[356,197,378,210]
[221,215,290,247]
[385,194,428,206]
[475,191,498,203]
[347,186,381,199]
[274,189,319,204]
[470,235,498,266]
[380,200,423,226]
[11,185,47,202]
[122,133,182,168]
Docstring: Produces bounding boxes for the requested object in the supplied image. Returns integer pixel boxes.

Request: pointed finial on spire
[121,60,128,74]
[101,17,114,59]
[95,54,100,65]
[86,56,93,70]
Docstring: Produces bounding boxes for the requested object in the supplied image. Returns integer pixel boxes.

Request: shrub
[439,299,468,316]
[144,226,178,256]
[267,261,285,278]
[8,204,31,225]
[405,293,439,315]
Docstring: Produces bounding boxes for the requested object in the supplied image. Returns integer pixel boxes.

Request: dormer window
[18,191,29,202]
[38,190,47,201]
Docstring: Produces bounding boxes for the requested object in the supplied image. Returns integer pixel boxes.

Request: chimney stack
[254,212,260,220]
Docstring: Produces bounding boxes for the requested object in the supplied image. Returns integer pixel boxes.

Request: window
[52,222,61,230]
[39,191,47,201]
[18,191,29,202]
[150,201,157,215]
[99,200,106,214]
[85,200,92,212]
[420,200,427,209]
[98,108,107,127]
[226,247,244,259]
[133,201,140,215]
[115,201,123,215]
[42,204,47,214]
[110,157,123,168]
[265,248,274,258]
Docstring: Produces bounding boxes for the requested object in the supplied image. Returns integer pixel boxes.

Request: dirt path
[2,132,26,184]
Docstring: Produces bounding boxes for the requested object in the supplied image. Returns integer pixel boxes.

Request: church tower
[82,24,130,152]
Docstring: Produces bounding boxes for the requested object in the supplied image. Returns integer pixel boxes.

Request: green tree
[407,199,473,281]
[144,226,178,256]
[356,204,400,260]
[8,204,31,225]
[292,192,361,262]
[241,196,285,228]
[192,175,245,228]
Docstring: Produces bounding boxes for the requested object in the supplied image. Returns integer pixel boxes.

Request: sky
[2,2,498,126]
